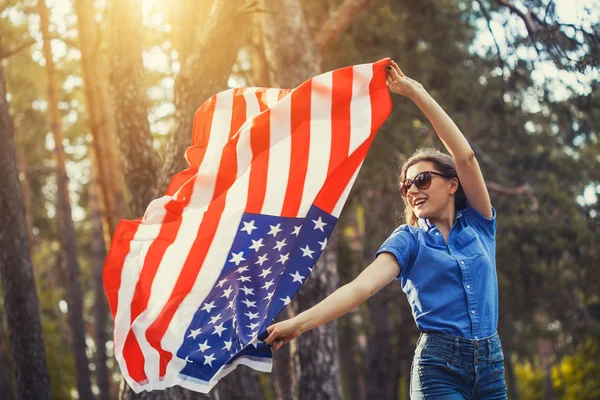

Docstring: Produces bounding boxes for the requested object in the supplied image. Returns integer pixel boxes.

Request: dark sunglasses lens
[414,172,432,190]
[400,180,410,197]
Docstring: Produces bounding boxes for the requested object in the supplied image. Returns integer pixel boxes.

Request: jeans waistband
[418,331,500,349]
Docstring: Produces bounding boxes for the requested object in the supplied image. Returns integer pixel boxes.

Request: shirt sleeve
[375,225,414,280]
[462,201,497,239]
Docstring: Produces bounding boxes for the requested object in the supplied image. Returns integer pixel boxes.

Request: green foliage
[552,337,600,399]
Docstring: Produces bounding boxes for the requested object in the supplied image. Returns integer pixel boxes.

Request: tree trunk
[89,157,111,400]
[0,41,51,400]
[38,1,95,398]
[259,1,344,399]
[15,129,36,249]
[107,0,160,217]
[0,308,16,400]
[362,188,397,400]
[156,0,255,194]
[74,0,128,239]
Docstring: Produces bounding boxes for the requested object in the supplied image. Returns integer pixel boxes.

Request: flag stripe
[297,72,333,216]
[281,81,312,217]
[260,94,292,216]
[326,67,353,177]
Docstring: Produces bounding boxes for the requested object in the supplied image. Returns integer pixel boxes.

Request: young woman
[265,60,508,399]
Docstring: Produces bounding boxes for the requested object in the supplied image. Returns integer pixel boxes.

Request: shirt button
[471,310,476,314]
[461,261,465,265]
[435,232,440,236]
[467,285,471,289]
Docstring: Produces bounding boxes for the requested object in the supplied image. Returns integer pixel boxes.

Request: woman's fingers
[265,325,280,344]
[391,60,405,77]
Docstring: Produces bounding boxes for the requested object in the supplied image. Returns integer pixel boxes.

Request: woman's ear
[449,177,459,195]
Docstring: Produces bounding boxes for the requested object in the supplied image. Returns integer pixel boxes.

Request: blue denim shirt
[376,202,498,339]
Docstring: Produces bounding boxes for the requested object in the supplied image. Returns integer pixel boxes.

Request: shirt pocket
[455,226,486,258]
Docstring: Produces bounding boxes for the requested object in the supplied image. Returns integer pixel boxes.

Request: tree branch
[0,39,35,59]
[314,0,374,55]
[486,181,529,195]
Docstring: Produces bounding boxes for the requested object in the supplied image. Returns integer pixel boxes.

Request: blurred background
[0,0,598,399]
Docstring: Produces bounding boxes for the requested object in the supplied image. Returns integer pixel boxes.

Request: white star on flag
[280,296,291,305]
[273,239,287,251]
[197,340,211,353]
[312,216,327,232]
[203,353,216,367]
[258,267,272,279]
[187,328,202,340]
[240,220,257,234]
[201,302,216,313]
[249,238,265,251]
[229,251,246,265]
[300,245,315,259]
[318,238,328,250]
[290,271,305,283]
[267,223,282,237]
[212,323,227,337]
[255,254,268,266]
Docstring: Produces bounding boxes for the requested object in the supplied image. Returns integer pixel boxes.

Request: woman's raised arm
[387,61,493,218]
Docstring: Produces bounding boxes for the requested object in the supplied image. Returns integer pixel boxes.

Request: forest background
[0,0,599,399]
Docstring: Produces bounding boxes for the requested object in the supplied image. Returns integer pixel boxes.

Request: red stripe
[229,88,247,139]
[281,81,312,217]
[245,92,270,213]
[187,95,217,169]
[315,60,392,213]
[326,67,353,178]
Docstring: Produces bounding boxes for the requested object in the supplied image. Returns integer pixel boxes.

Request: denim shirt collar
[418,210,463,233]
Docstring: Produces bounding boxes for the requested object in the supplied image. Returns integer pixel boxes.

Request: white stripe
[128,90,235,386]
[260,93,292,215]
[265,88,283,107]
[331,161,363,218]
[297,72,333,217]
[349,64,373,154]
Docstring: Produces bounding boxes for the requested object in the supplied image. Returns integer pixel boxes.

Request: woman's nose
[408,183,420,195]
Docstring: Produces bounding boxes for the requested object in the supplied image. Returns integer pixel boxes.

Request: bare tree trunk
[38,1,95,398]
[15,130,36,249]
[89,156,111,400]
[0,308,16,400]
[362,188,397,400]
[0,42,51,400]
[74,0,128,240]
[156,0,255,193]
[503,346,520,400]
[107,0,160,217]
[259,2,344,399]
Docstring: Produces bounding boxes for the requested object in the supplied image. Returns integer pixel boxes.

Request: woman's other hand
[386,60,425,100]
[265,317,303,351]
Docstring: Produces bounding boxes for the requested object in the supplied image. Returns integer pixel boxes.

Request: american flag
[103,58,392,393]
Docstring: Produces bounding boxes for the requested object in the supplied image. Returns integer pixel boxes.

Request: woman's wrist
[294,313,310,335]
[410,87,430,108]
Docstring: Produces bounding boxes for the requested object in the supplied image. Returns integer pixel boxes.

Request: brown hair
[399,148,466,227]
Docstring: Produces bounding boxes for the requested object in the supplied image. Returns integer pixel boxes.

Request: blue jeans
[410,331,508,399]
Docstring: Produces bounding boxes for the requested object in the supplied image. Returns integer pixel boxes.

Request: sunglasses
[400,171,448,198]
